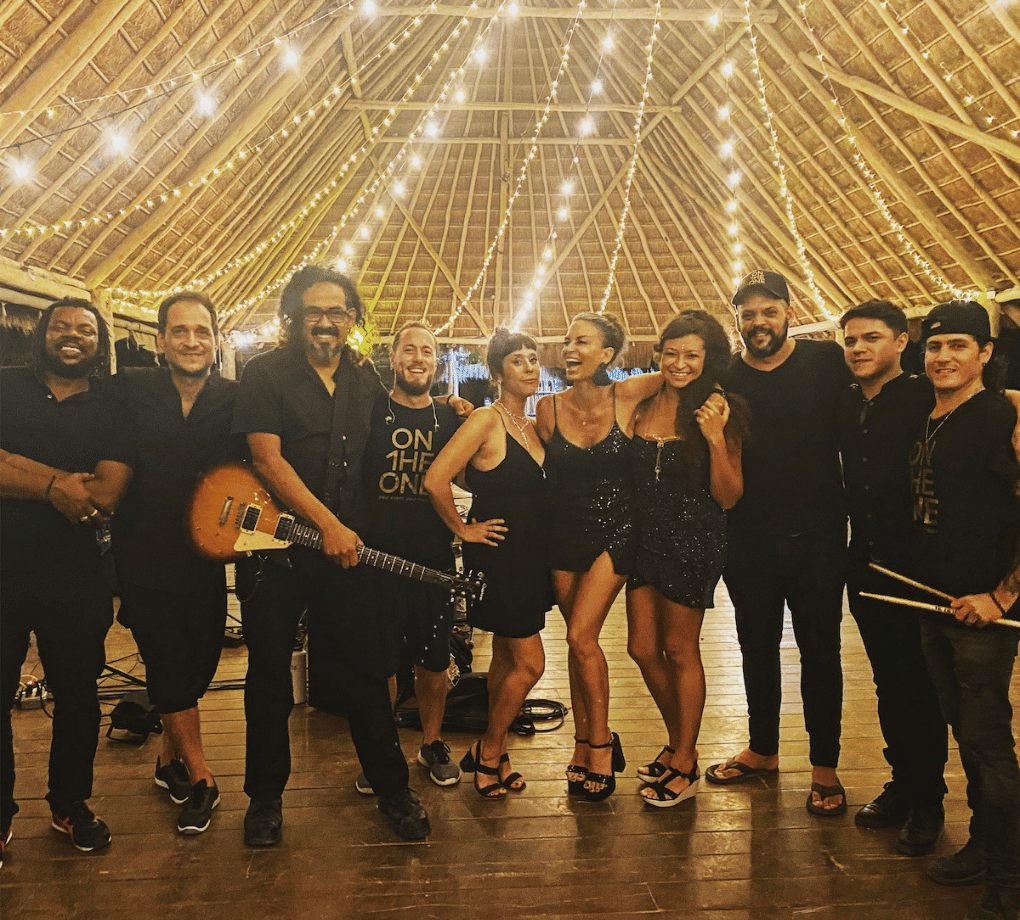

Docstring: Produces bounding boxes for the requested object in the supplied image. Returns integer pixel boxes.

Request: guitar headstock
[447,570,486,604]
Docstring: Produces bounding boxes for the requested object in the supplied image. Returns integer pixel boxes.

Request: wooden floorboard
[2,585,1016,919]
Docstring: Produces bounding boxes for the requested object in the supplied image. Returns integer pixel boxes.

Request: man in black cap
[706,270,851,818]
[906,301,1019,920]
[837,299,948,855]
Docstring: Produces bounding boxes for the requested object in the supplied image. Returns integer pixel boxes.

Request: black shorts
[118,583,226,714]
[375,570,454,675]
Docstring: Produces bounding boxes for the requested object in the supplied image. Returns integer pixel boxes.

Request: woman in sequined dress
[627,311,748,807]
[535,313,662,801]
[424,329,553,798]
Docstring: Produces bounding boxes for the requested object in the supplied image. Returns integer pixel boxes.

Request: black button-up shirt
[111,367,240,592]
[1,366,131,574]
[232,345,384,532]
[837,372,933,565]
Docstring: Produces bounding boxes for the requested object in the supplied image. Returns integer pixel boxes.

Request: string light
[435,0,590,335]
[717,55,744,290]
[3,11,433,250]
[597,0,663,313]
[795,0,978,300]
[0,0,362,129]
[742,0,832,316]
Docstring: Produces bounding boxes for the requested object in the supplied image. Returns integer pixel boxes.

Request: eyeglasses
[303,307,356,323]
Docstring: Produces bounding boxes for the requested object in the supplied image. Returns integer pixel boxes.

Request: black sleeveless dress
[627,436,726,608]
[544,386,636,576]
[463,431,553,638]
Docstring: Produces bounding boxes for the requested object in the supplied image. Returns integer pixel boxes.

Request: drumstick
[860,592,1020,629]
[868,562,954,602]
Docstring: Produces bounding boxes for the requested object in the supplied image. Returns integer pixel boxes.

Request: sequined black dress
[544,387,636,576]
[463,431,554,638]
[627,436,726,608]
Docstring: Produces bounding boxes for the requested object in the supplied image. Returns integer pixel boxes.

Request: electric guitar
[187,461,486,603]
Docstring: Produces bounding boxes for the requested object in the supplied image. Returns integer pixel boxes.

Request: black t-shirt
[0,366,131,574]
[111,368,241,593]
[838,373,934,565]
[362,397,461,567]
[907,389,1020,605]
[724,338,850,536]
[232,346,385,532]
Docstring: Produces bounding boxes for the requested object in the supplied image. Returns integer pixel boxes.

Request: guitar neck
[281,517,453,589]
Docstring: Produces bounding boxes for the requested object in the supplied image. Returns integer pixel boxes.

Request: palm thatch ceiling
[2,0,1019,345]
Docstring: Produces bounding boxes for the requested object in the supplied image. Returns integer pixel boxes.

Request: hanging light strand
[742,0,832,317]
[596,0,662,313]
[434,0,590,335]
[795,0,981,300]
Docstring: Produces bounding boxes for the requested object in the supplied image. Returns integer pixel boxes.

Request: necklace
[496,400,531,449]
[924,407,956,445]
[387,394,439,430]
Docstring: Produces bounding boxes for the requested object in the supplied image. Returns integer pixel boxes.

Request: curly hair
[30,297,111,378]
[278,265,365,348]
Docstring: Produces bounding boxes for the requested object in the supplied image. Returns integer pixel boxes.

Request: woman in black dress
[627,311,747,807]
[535,313,661,801]
[424,329,553,797]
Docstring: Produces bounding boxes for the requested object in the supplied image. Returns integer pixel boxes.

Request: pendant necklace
[496,400,531,449]
[924,407,956,447]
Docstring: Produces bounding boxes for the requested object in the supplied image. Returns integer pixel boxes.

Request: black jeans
[723,528,846,767]
[847,559,947,807]
[1,570,113,829]
[238,549,409,802]
[921,618,1020,889]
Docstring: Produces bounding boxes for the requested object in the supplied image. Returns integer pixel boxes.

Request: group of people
[1,265,1018,920]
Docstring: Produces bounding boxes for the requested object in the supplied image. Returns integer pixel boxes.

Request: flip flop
[705,757,780,785]
[806,781,847,817]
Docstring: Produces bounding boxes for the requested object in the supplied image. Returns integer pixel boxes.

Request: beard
[394,368,435,398]
[744,322,788,360]
[42,347,100,379]
[306,326,344,364]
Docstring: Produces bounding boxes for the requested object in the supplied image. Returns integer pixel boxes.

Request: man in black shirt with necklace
[837,300,948,856]
[906,301,1020,920]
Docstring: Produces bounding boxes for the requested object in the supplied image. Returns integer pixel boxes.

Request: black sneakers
[244,798,283,847]
[177,779,220,835]
[51,802,112,852]
[377,788,431,840]
[154,757,192,804]
[896,804,944,856]
[929,838,987,886]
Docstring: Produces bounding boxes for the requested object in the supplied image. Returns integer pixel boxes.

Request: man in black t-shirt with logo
[706,270,850,819]
[905,301,1019,920]
[359,322,463,790]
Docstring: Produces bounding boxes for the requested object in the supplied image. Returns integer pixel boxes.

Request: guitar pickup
[239,503,262,533]
[274,514,295,542]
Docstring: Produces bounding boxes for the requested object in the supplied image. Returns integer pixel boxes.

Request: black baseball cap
[920,300,992,345]
[731,270,790,307]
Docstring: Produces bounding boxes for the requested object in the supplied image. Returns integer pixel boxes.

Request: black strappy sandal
[460,742,507,799]
[566,737,589,796]
[641,763,700,808]
[637,745,675,781]
[499,753,526,792]
[584,732,626,802]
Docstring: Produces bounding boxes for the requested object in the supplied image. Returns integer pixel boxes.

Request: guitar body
[187,461,293,562]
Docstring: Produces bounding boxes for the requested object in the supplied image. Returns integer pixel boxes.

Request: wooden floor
[2,584,1017,920]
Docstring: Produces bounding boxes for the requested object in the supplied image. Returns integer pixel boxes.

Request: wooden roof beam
[371,5,778,23]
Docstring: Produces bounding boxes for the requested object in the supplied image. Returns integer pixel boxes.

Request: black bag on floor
[396,671,489,733]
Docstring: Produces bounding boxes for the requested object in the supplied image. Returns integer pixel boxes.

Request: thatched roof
[2,0,1019,344]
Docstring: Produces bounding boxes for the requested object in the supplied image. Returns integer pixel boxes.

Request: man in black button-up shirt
[837,299,948,857]
[1,299,131,860]
[232,266,430,845]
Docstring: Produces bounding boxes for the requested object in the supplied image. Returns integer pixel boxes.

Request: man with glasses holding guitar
[230,265,431,845]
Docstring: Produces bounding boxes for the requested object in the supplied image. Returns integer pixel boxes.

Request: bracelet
[988,592,1009,617]
[44,475,56,499]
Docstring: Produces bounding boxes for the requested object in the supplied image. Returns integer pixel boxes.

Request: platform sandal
[566,737,589,797]
[584,732,626,803]
[637,745,675,781]
[641,763,700,808]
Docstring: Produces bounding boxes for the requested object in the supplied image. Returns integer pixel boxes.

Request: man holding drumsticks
[906,301,1019,920]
